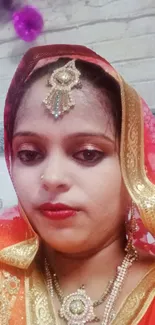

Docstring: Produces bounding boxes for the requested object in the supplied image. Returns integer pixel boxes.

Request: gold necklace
[45,260,115,324]
[101,251,137,325]
[45,250,137,325]
[52,271,115,323]
[52,272,115,306]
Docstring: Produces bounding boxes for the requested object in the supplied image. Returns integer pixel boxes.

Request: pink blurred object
[12,5,44,42]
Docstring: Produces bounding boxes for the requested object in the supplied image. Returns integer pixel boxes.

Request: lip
[39,203,77,220]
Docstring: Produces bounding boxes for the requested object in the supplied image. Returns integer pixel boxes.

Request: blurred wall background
[0,0,155,209]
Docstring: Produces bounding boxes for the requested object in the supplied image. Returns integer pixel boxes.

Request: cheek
[80,156,129,230]
[81,156,123,204]
[12,164,38,203]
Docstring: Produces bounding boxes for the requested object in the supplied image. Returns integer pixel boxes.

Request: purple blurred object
[13,5,44,42]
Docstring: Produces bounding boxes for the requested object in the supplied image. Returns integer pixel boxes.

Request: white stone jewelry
[45,259,96,325]
[59,288,96,325]
[45,249,137,325]
[45,259,114,325]
[101,252,136,325]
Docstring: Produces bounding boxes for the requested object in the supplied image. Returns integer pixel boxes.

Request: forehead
[14,75,115,138]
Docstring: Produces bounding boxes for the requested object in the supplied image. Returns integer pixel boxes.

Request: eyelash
[16,148,105,166]
[73,149,104,164]
[17,150,44,164]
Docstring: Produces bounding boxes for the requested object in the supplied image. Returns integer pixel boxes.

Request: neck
[44,235,126,297]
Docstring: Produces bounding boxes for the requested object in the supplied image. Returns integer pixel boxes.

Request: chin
[42,231,89,254]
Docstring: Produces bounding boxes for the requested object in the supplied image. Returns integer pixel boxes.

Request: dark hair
[6,59,122,144]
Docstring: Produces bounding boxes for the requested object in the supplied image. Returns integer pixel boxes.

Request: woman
[0,44,155,325]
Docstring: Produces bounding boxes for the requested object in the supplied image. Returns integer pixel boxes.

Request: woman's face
[12,74,129,254]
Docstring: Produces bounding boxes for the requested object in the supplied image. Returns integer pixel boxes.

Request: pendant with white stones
[59,288,96,325]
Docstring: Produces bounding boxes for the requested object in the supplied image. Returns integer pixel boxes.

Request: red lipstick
[39,203,77,220]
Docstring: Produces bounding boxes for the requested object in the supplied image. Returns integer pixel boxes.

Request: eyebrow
[67,132,114,143]
[13,131,44,140]
[13,131,114,143]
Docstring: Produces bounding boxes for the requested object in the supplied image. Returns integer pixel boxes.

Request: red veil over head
[2,44,155,259]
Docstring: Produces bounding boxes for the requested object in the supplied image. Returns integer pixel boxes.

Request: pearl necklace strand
[101,252,136,325]
[45,251,137,325]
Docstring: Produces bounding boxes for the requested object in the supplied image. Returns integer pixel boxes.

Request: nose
[41,152,71,193]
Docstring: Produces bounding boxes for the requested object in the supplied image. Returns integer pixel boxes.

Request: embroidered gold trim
[119,76,155,235]
[112,264,155,324]
[25,264,56,325]
[0,238,39,269]
[133,290,155,325]
[0,270,20,325]
[25,274,31,325]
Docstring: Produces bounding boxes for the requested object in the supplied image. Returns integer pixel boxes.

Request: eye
[73,149,104,164]
[17,150,44,164]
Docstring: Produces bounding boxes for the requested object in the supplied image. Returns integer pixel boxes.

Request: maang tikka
[43,60,81,119]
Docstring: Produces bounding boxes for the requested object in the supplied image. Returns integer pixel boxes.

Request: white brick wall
[0,0,155,208]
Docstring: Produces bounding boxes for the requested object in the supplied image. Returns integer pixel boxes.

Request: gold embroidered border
[0,270,20,325]
[113,264,155,324]
[0,238,39,269]
[25,264,56,325]
[25,274,31,325]
[119,76,155,235]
